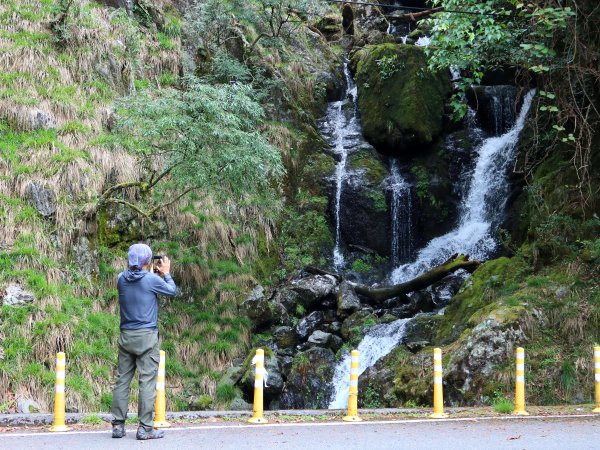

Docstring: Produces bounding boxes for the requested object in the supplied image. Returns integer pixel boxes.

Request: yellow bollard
[343,350,362,422]
[154,350,171,428]
[593,346,600,413]
[248,349,268,424]
[513,347,529,416]
[429,348,447,419]
[49,352,70,432]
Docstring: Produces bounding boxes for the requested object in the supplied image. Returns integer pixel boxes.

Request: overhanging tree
[97,76,284,219]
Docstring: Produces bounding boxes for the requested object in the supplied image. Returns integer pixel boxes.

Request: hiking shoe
[112,424,126,438]
[136,427,164,440]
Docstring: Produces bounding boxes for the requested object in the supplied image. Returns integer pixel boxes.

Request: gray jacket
[117,269,177,330]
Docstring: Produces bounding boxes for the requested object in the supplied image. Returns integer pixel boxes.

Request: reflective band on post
[55,384,65,393]
[351,356,359,363]
[254,380,263,388]
[595,351,600,358]
[516,350,524,357]
[595,374,600,382]
[56,372,65,380]
[595,362,600,369]
[516,375,525,382]
[350,368,359,376]
[434,376,442,385]
[434,354,442,361]
[156,382,164,390]
[516,364,525,371]
[350,380,358,387]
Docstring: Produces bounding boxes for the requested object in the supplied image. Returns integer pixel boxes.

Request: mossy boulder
[350,44,450,154]
[436,257,529,344]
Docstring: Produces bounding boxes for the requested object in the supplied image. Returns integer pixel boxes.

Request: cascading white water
[328,318,411,409]
[391,89,536,284]
[389,160,413,265]
[321,63,362,270]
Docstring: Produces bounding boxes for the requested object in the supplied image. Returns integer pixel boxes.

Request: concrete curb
[0,408,425,427]
[1,407,596,427]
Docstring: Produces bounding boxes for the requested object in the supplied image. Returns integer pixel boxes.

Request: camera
[152,255,163,274]
[152,255,163,261]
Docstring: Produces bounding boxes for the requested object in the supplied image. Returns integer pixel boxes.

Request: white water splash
[415,36,431,47]
[391,90,536,284]
[328,318,411,409]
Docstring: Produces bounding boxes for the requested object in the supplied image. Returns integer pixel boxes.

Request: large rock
[17,398,40,413]
[444,316,526,404]
[290,275,338,309]
[296,311,325,340]
[279,347,336,409]
[71,236,98,277]
[273,326,298,349]
[272,288,301,311]
[350,44,450,154]
[26,183,56,218]
[239,352,284,399]
[307,330,343,351]
[241,286,289,329]
[1,284,35,307]
[337,281,361,316]
[28,109,56,130]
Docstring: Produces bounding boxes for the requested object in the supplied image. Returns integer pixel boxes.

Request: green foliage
[376,54,399,80]
[351,259,372,273]
[425,0,574,119]
[105,77,283,204]
[50,0,80,46]
[491,391,513,414]
[81,414,103,425]
[216,383,238,403]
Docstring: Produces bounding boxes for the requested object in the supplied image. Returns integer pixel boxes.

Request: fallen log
[353,254,480,302]
[393,7,444,22]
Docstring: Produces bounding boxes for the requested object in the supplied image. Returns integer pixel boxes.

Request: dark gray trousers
[111,328,159,431]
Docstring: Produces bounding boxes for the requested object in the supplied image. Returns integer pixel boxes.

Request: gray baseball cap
[128,243,152,268]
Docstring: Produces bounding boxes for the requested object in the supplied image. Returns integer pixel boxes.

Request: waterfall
[320,63,362,270]
[389,160,413,265]
[328,318,411,409]
[391,89,536,284]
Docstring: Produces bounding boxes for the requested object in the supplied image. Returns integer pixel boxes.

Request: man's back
[117,269,177,329]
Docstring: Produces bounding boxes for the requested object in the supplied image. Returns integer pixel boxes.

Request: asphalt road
[1,415,599,450]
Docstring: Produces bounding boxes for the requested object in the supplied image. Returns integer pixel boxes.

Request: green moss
[348,148,387,185]
[436,257,530,343]
[350,44,450,151]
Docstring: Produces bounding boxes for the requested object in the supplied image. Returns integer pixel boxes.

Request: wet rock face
[1,284,35,307]
[444,318,526,404]
[336,171,391,256]
[26,183,56,218]
[307,330,343,351]
[467,85,517,135]
[279,347,336,409]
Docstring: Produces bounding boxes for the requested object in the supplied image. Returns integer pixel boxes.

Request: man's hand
[156,256,171,276]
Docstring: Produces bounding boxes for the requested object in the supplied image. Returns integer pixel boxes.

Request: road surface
[1,415,599,449]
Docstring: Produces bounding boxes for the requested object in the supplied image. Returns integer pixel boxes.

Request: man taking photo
[111,243,177,440]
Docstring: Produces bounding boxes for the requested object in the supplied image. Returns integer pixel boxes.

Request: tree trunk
[353,254,480,302]
[395,7,444,22]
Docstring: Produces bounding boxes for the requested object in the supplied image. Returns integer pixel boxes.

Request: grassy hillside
[0,0,340,413]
